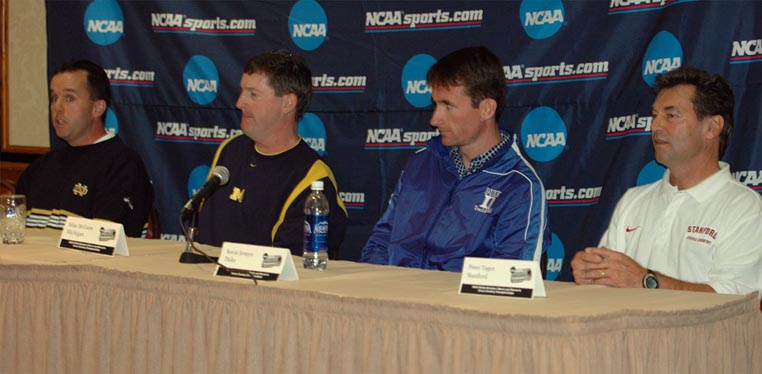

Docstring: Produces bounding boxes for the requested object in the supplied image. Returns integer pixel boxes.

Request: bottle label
[304,214,328,252]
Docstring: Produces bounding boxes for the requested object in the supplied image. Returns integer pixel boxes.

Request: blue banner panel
[46,1,761,280]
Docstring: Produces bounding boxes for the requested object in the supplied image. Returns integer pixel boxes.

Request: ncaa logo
[636,160,666,186]
[183,55,219,106]
[84,0,124,46]
[289,0,328,51]
[545,232,565,281]
[187,165,211,198]
[520,0,565,40]
[298,113,327,156]
[520,106,568,162]
[402,54,436,108]
[642,31,682,86]
[105,108,118,135]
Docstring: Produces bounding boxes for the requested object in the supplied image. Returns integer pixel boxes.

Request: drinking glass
[1,194,27,244]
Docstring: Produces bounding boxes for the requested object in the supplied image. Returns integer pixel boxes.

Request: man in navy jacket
[361,46,550,272]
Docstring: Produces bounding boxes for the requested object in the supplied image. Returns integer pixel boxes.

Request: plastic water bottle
[303,180,329,270]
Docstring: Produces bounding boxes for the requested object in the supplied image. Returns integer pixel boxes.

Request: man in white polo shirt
[571,66,762,299]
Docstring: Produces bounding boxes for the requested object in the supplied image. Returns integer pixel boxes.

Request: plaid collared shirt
[450,131,510,179]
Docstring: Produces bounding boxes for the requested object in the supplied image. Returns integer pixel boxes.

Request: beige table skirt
[1,231,760,373]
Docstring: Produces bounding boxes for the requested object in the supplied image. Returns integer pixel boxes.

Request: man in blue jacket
[361,46,551,272]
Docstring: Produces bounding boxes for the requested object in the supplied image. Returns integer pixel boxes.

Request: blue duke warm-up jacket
[361,134,551,272]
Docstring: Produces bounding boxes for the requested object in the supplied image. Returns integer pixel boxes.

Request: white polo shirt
[599,162,762,299]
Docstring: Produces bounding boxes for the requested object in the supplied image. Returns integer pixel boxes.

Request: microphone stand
[176,197,259,285]
[179,207,216,263]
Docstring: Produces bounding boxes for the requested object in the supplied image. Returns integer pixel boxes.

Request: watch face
[645,274,659,289]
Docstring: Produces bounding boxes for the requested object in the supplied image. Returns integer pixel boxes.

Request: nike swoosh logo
[626,226,640,233]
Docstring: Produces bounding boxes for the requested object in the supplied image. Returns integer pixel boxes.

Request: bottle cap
[311,180,324,191]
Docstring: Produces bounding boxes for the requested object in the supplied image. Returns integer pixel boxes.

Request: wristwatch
[642,269,659,289]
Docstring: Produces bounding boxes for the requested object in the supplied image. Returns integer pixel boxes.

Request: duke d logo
[475,187,501,214]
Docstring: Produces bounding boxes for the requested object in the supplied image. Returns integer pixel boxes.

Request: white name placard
[58,216,128,256]
[459,257,546,299]
[215,242,298,281]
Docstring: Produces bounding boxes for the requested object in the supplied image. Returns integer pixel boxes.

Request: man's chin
[53,128,66,139]
[240,126,257,141]
[653,154,669,166]
[240,120,254,130]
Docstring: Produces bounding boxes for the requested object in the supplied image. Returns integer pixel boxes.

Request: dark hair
[54,60,111,123]
[243,50,312,122]
[653,66,734,158]
[426,46,506,122]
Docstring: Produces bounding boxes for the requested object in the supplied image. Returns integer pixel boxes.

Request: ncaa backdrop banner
[46,0,761,281]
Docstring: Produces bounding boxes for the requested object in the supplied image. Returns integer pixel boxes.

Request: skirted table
[1,230,760,373]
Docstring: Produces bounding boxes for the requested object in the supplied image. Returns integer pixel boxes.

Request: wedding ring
[600,270,606,278]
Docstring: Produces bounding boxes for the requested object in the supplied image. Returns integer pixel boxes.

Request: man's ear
[705,114,724,140]
[479,98,497,120]
[282,93,297,114]
[92,100,107,117]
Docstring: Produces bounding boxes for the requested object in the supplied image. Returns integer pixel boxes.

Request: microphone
[179,166,230,265]
[182,166,230,216]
